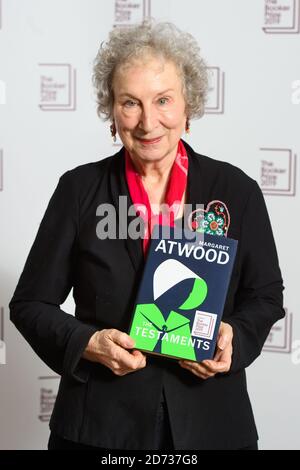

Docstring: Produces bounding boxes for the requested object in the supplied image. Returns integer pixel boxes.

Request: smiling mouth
[137,136,163,144]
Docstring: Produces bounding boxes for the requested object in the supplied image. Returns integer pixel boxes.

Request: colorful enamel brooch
[188,200,230,237]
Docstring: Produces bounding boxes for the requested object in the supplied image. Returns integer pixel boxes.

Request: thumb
[217,332,229,350]
[112,331,135,349]
[123,335,135,349]
[217,322,232,350]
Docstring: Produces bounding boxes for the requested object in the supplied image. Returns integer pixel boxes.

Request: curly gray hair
[92,18,208,122]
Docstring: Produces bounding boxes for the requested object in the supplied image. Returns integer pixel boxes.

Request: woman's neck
[129,145,178,185]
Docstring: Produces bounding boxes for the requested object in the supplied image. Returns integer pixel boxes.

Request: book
[128,224,238,362]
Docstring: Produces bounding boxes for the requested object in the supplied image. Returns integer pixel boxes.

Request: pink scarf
[125,139,188,256]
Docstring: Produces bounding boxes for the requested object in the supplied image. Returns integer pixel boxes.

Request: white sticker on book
[192,311,218,340]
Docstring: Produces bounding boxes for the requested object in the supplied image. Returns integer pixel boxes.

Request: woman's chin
[131,144,166,160]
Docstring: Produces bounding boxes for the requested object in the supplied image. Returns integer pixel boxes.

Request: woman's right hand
[82,329,147,376]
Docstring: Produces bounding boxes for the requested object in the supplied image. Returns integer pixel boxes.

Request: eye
[124,100,137,108]
[158,97,169,105]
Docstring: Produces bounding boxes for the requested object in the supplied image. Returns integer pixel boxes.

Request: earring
[185,117,190,135]
[110,120,117,143]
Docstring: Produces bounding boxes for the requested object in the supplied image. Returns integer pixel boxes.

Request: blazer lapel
[108,146,144,274]
[182,139,206,215]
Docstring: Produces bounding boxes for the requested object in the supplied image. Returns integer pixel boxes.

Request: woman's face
[112,55,187,164]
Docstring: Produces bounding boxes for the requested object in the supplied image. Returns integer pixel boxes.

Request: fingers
[121,350,147,375]
[179,360,216,379]
[116,346,146,371]
[179,343,233,379]
[201,357,230,373]
[103,329,147,375]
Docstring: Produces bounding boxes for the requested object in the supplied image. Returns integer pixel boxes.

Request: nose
[138,104,158,134]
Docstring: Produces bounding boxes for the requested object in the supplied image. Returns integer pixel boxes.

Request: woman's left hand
[178,321,233,380]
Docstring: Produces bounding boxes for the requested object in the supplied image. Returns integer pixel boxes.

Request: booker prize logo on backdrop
[263,309,293,353]
[260,148,297,196]
[39,64,77,111]
[0,307,6,365]
[114,0,151,26]
[0,149,3,191]
[38,375,59,422]
[263,0,300,34]
[205,67,225,115]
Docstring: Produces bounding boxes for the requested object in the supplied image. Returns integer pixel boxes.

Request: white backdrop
[0,0,299,450]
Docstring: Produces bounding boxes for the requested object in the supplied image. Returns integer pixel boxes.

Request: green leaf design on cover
[161,310,196,360]
[130,303,165,352]
[130,304,196,360]
[178,278,208,310]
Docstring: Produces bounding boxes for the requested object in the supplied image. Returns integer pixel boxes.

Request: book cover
[128,225,238,362]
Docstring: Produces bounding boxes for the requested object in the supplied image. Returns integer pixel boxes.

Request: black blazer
[9,140,285,450]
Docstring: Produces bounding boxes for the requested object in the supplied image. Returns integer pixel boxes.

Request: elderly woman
[10,19,284,450]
